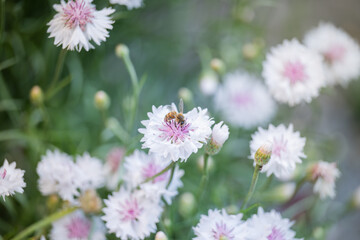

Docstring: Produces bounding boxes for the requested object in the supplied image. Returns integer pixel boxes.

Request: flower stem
[141,161,176,185]
[241,164,261,210]
[166,162,177,189]
[197,153,209,201]
[11,207,77,240]
[49,49,67,90]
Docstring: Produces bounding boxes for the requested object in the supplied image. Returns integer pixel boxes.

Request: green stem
[287,176,307,202]
[241,164,261,209]
[141,161,175,185]
[49,49,67,90]
[11,207,77,240]
[197,153,210,201]
[166,162,177,189]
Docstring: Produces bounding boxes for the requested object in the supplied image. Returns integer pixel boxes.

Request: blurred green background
[1,0,360,239]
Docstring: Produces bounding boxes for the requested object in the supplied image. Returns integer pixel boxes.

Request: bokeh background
[1,0,360,239]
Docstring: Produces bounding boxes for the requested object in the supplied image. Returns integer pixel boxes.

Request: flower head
[206,121,230,155]
[245,207,302,240]
[122,150,184,204]
[308,161,340,199]
[250,124,306,179]
[0,159,26,200]
[193,209,248,240]
[139,103,214,162]
[102,187,163,240]
[50,210,106,240]
[262,39,325,106]
[214,71,276,129]
[110,0,143,10]
[37,150,81,202]
[304,23,360,86]
[47,0,114,51]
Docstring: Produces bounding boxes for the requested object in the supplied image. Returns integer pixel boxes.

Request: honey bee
[164,99,186,126]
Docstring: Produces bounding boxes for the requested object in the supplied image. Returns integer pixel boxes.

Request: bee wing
[178,98,184,113]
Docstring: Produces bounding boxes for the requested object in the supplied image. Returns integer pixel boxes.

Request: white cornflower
[304,23,360,86]
[0,159,26,200]
[37,150,81,202]
[50,210,106,240]
[262,39,325,106]
[47,0,115,51]
[76,153,106,191]
[102,187,163,240]
[309,161,340,200]
[123,150,184,204]
[139,103,214,162]
[110,0,143,9]
[214,71,276,129]
[104,147,125,190]
[193,209,248,240]
[206,121,229,155]
[199,72,219,96]
[250,124,306,179]
[245,207,302,240]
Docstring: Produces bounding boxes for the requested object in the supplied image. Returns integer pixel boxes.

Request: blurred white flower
[262,39,325,106]
[199,72,219,96]
[110,0,143,10]
[50,210,106,240]
[47,0,114,51]
[193,209,248,240]
[245,207,302,240]
[104,147,125,190]
[309,161,340,200]
[123,150,184,204]
[102,187,163,240]
[250,124,306,179]
[214,71,276,129]
[76,153,106,191]
[37,150,81,202]
[0,159,26,200]
[304,22,360,86]
[139,103,214,162]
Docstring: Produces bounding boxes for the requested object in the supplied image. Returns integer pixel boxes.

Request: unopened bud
[179,192,196,217]
[115,44,129,58]
[351,186,360,209]
[206,122,229,155]
[210,58,225,74]
[94,90,110,110]
[155,231,168,240]
[199,72,218,96]
[46,194,59,210]
[242,42,259,60]
[178,87,193,104]
[254,143,272,166]
[79,189,102,213]
[312,227,325,239]
[30,85,44,106]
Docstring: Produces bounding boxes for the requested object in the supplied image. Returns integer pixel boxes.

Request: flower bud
[115,44,129,58]
[178,87,193,104]
[197,155,214,172]
[30,85,44,106]
[210,58,225,74]
[225,204,239,215]
[179,192,196,217]
[46,194,59,210]
[254,143,272,166]
[199,71,218,96]
[351,186,360,209]
[205,122,229,155]
[312,227,325,239]
[242,42,259,60]
[155,231,168,240]
[94,90,110,110]
[79,189,102,213]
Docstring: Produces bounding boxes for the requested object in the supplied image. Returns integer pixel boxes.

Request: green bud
[210,58,225,74]
[94,90,110,110]
[254,143,272,166]
[30,85,44,106]
[115,44,129,58]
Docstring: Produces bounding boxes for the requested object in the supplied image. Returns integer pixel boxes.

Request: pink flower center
[283,61,306,84]
[212,221,235,240]
[267,227,285,240]
[1,169,6,179]
[233,92,253,107]
[159,119,192,143]
[272,137,287,158]
[107,148,125,173]
[66,216,91,238]
[63,0,94,31]
[142,162,169,183]
[324,44,346,64]
[119,198,143,221]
